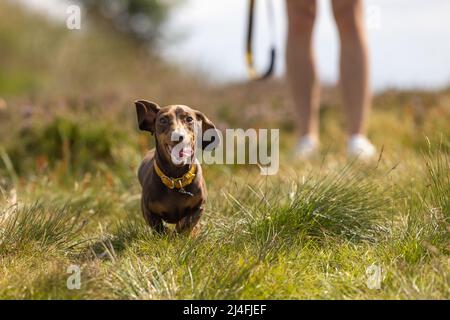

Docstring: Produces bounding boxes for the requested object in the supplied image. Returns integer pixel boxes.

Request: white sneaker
[347,134,376,160]
[295,135,319,159]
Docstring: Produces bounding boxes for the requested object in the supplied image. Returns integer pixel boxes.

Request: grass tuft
[223,164,391,245]
[0,203,86,254]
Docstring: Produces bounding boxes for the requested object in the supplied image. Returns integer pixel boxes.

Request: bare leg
[285,0,320,140]
[332,0,371,135]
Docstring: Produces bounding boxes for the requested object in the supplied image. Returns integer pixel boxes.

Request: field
[0,2,449,299]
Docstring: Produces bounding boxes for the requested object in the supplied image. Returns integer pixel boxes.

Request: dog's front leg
[146,213,165,233]
[142,209,165,234]
[175,206,203,236]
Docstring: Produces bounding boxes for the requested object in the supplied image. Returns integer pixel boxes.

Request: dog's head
[135,100,219,166]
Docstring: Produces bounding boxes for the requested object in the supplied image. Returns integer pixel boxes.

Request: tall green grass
[0,203,85,254]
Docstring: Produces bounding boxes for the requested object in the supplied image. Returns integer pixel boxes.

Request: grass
[1,144,448,299]
[0,2,449,299]
[0,203,85,252]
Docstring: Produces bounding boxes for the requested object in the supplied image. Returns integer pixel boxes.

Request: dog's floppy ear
[195,111,220,150]
[135,100,160,134]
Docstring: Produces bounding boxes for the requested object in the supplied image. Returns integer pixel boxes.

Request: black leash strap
[246,0,276,81]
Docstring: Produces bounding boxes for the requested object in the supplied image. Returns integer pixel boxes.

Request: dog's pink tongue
[179,147,193,158]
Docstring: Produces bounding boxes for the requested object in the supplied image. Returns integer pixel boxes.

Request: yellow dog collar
[154,160,197,190]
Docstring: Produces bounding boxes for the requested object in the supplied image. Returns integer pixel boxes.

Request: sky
[18,0,450,91]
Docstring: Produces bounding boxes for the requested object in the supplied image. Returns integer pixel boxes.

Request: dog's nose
[176,134,184,143]
[172,131,185,143]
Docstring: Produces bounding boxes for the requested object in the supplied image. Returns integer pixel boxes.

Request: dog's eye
[186,116,193,123]
[159,117,168,125]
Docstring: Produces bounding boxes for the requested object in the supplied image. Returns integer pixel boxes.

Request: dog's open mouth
[166,143,194,165]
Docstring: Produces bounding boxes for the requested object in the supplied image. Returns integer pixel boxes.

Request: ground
[0,2,448,299]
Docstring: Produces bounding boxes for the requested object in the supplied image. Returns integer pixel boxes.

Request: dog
[135,100,218,235]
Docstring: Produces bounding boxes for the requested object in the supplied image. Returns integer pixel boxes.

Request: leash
[246,0,277,81]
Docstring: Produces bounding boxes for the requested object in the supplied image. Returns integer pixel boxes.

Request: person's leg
[332,0,370,135]
[285,0,320,156]
[332,0,375,158]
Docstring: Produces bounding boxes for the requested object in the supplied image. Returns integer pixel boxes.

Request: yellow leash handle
[246,52,257,80]
[246,0,276,81]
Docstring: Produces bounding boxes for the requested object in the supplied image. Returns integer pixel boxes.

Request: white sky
[17,0,74,20]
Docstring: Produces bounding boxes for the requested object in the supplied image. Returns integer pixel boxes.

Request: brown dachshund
[135,100,218,235]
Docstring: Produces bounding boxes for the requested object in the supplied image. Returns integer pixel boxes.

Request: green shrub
[5,117,132,175]
[77,0,172,42]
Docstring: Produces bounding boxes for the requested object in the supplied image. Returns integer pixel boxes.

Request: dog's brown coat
[135,100,217,234]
